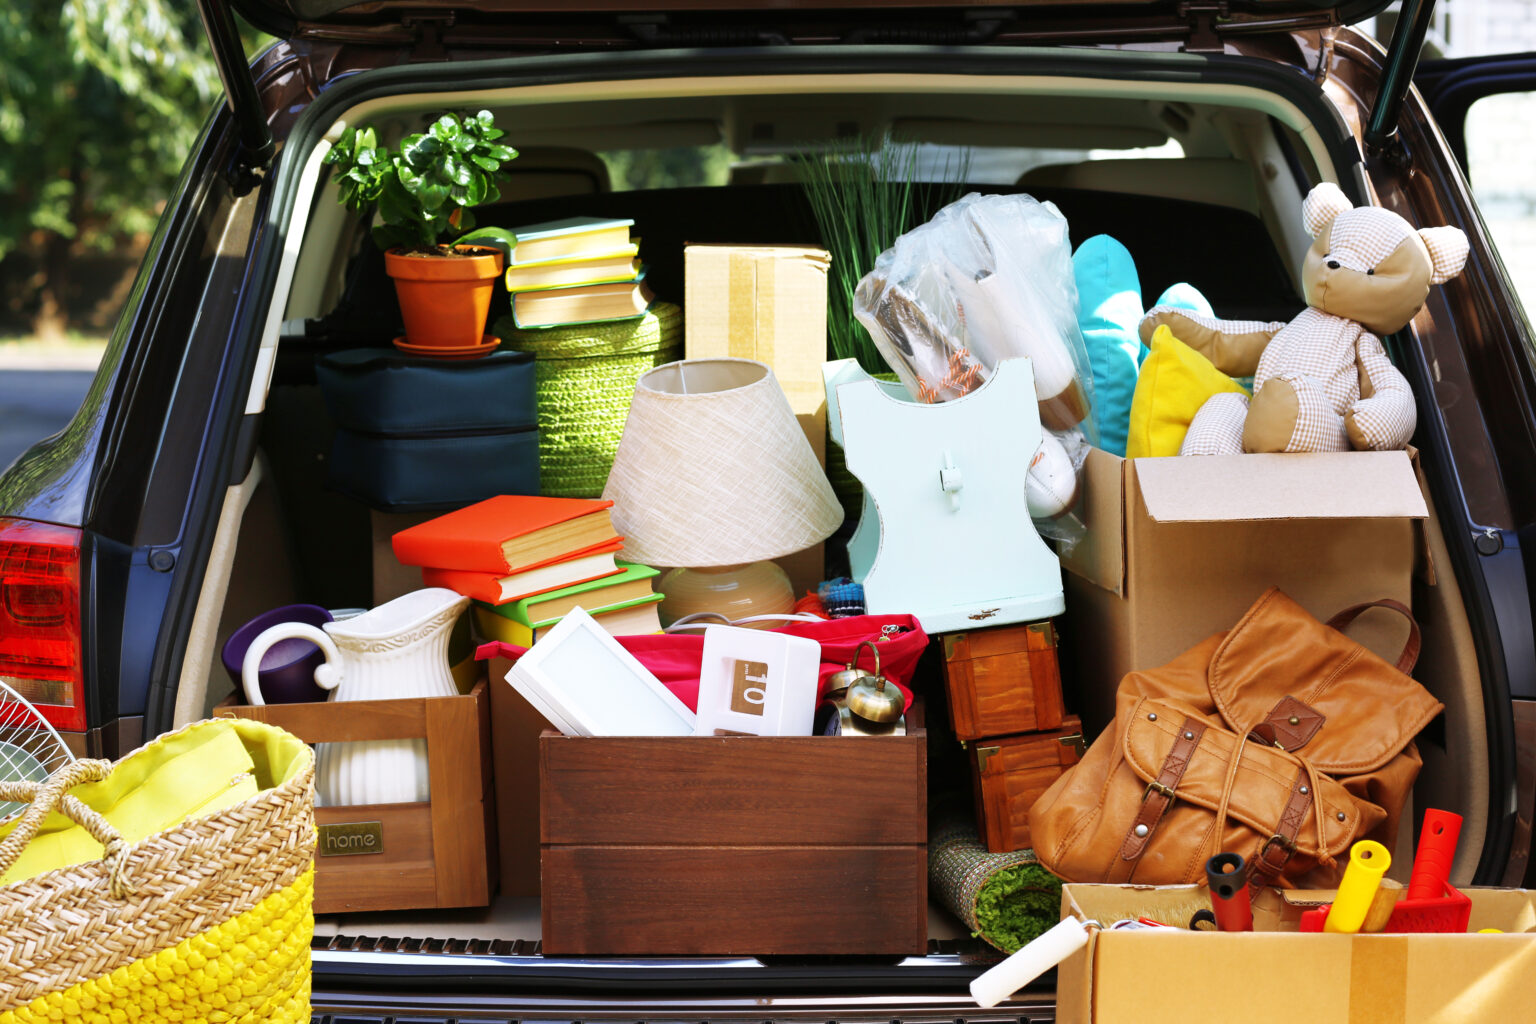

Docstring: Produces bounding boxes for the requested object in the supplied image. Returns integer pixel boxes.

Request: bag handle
[1325,598,1421,674]
[0,759,136,898]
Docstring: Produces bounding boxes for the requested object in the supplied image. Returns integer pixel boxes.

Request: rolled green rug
[929,805,1063,954]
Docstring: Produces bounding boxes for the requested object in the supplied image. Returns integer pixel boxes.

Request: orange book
[391,495,618,574]
[421,541,625,604]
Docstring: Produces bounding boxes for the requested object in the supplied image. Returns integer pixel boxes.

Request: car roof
[227,0,1393,44]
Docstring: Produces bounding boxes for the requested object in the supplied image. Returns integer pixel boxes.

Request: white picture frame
[504,606,694,737]
[694,625,821,737]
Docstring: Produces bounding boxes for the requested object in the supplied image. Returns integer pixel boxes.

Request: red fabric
[475,613,928,714]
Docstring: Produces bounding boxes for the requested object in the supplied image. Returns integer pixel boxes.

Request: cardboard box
[539,712,927,956]
[684,243,832,593]
[1055,883,1536,1023]
[215,681,496,914]
[1061,449,1429,734]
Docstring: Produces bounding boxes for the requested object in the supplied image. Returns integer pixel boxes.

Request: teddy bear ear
[1303,182,1354,238]
[1418,226,1470,285]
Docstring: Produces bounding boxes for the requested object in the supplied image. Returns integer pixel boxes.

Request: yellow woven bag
[0,718,315,1024]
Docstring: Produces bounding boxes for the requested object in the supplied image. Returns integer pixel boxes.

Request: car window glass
[1465,91,1536,316]
[597,139,1185,191]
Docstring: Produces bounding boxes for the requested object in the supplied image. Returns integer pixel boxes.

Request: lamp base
[659,562,796,628]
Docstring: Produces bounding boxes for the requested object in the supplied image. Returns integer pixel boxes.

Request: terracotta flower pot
[385,246,504,349]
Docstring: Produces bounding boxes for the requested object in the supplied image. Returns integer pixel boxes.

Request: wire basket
[496,302,683,498]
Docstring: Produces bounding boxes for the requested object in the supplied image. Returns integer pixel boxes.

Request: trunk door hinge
[1179,1,1229,54]
[403,11,455,61]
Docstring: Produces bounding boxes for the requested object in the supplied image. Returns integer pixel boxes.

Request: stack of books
[391,494,664,645]
[503,216,655,329]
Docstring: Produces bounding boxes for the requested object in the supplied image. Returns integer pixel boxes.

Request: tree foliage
[1,0,219,259]
[1,0,222,335]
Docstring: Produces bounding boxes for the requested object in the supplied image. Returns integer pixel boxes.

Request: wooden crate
[540,717,927,957]
[969,715,1084,854]
[942,621,1064,741]
[215,680,496,914]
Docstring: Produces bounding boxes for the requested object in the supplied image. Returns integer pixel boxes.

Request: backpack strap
[1325,599,1420,675]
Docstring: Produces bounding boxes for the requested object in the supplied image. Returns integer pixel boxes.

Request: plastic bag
[853,192,1095,549]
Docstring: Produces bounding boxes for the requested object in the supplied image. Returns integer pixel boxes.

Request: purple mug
[221,604,334,704]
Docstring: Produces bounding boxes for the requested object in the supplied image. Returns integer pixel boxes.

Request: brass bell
[844,641,905,724]
[825,649,876,702]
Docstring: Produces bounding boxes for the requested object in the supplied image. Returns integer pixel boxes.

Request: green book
[479,561,660,629]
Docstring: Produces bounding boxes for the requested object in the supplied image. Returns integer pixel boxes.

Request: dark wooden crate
[969,715,1084,854]
[540,720,927,956]
[216,680,496,914]
[942,621,1065,741]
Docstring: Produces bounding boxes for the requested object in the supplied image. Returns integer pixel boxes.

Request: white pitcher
[241,587,469,806]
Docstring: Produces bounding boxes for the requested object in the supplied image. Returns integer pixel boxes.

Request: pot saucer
[392,335,501,360]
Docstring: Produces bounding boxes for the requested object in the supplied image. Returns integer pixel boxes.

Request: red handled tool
[1200,852,1253,932]
[1407,808,1462,901]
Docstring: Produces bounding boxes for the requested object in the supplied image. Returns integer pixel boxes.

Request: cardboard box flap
[1060,446,1128,594]
[1133,451,1429,523]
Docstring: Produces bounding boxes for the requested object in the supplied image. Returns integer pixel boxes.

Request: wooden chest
[216,680,496,914]
[970,715,1084,854]
[942,621,1064,741]
[540,718,927,956]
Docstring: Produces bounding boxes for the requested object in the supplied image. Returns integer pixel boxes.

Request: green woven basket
[496,302,683,497]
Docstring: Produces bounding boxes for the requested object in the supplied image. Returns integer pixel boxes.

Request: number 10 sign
[695,625,822,736]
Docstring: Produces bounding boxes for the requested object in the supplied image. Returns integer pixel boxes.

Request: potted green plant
[325,109,519,353]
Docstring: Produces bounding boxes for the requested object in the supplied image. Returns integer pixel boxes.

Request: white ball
[1026,432,1080,520]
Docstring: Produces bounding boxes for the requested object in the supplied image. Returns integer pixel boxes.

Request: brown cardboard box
[1055,883,1536,1023]
[1061,449,1429,734]
[684,243,832,593]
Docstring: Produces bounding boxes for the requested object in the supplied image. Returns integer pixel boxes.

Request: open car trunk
[167,42,1494,1005]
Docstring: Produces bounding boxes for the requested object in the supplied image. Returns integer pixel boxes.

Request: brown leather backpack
[1028,587,1443,891]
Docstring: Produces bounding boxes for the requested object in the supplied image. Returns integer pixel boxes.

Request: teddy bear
[1139,182,1470,455]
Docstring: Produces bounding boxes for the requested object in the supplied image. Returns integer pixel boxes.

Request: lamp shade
[603,358,844,568]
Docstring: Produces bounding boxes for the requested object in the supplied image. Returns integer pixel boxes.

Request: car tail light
[0,518,85,732]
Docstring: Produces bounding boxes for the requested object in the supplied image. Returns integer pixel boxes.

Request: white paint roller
[970,916,1092,1009]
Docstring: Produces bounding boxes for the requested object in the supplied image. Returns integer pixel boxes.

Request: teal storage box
[316,348,540,511]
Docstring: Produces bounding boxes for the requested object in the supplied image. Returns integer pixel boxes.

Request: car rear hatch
[176,0,1522,1019]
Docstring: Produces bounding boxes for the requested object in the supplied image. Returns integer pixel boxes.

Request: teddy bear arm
[1345,333,1417,450]
[1138,306,1285,377]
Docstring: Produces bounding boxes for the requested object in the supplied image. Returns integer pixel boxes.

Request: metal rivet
[1184,731,1195,740]
[1289,715,1301,726]
[1134,824,1149,838]
[1299,785,1309,795]
[1338,812,1347,821]
[1148,713,1157,722]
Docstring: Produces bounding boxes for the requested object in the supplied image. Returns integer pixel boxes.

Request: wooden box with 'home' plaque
[216,679,496,914]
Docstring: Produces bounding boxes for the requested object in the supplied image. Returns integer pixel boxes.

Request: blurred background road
[0,355,97,471]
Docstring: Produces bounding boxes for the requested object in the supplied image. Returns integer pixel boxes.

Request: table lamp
[603,357,843,625]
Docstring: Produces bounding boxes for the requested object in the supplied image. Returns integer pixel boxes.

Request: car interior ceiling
[172,78,1490,942]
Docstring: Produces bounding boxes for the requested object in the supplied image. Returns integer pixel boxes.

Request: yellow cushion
[1126,324,1250,458]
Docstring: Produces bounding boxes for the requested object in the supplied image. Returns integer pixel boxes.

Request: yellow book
[504,244,642,292]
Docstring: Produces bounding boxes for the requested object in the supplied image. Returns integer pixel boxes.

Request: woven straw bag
[496,301,682,497]
[0,718,315,1024]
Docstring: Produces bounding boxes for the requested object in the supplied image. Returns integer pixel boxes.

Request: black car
[4,1,1536,1020]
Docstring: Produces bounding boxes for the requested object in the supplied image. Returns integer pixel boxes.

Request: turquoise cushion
[1073,235,1145,457]
[1074,235,1216,456]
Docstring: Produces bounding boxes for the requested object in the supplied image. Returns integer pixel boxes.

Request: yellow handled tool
[1324,840,1391,934]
